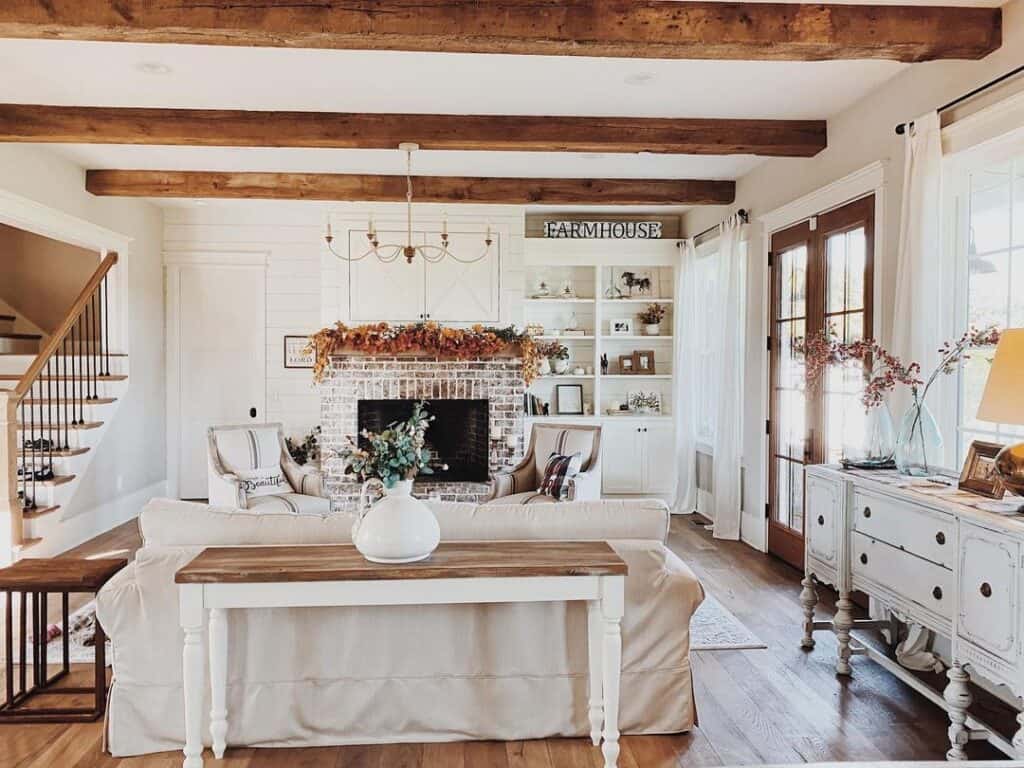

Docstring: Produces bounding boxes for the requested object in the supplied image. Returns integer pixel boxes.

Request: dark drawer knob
[863,506,871,518]
[860,553,868,565]
[817,515,825,526]
[980,582,993,598]
[933,586,943,600]
[936,532,946,545]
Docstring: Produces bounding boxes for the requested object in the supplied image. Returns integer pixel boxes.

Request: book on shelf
[523,393,549,417]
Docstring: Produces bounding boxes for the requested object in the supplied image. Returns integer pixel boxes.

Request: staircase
[0,254,126,560]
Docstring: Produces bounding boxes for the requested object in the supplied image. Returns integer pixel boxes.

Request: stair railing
[2,253,118,552]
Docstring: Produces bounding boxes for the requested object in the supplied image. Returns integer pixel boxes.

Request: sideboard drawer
[852,532,953,622]
[852,489,954,568]
[958,523,1019,662]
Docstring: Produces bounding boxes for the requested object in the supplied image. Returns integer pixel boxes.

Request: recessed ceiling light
[136,61,172,75]
[624,72,656,86]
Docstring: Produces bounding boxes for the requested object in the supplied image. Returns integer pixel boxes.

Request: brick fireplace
[320,354,525,511]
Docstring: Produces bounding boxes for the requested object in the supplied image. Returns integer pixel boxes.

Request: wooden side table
[0,557,127,723]
[176,541,628,768]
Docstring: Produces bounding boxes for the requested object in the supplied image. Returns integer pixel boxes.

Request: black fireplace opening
[357,399,489,483]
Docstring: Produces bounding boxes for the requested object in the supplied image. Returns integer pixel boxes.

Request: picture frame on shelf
[555,384,584,415]
[610,318,634,336]
[283,335,314,369]
[959,440,1006,499]
[628,391,661,414]
[617,354,635,374]
[618,269,655,298]
[632,350,656,374]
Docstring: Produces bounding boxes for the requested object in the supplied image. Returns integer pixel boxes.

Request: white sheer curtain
[709,215,746,540]
[892,111,945,386]
[671,237,700,514]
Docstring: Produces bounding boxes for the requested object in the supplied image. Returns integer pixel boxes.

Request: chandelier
[325,142,493,265]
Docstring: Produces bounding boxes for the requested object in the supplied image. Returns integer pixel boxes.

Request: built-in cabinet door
[601,421,645,493]
[423,232,500,323]
[642,421,676,494]
[349,230,425,322]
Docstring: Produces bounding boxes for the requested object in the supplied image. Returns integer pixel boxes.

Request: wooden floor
[0,515,1008,767]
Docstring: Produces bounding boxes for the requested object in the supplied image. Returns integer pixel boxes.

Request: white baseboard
[28,480,166,559]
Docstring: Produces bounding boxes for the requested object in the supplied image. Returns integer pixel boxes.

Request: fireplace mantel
[320,354,525,511]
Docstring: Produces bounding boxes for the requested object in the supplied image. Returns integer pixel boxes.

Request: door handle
[249,407,257,418]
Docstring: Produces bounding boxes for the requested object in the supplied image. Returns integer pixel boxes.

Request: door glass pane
[776,319,806,460]
[827,229,865,314]
[774,458,804,532]
[778,245,807,319]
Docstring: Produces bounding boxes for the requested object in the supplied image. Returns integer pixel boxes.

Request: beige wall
[0,143,166,549]
[682,0,1024,551]
[0,223,98,334]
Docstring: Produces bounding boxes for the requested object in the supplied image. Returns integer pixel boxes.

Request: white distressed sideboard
[803,465,1024,761]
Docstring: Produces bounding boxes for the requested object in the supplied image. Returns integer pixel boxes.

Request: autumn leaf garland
[305,321,539,385]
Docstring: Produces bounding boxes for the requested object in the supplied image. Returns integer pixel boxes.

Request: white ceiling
[0,35,923,200]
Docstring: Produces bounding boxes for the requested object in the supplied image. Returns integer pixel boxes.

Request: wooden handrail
[14,252,118,398]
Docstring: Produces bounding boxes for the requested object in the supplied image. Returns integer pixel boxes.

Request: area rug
[42,600,112,666]
[690,593,768,651]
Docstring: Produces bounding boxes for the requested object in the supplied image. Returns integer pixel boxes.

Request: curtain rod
[895,63,1024,136]
[691,208,749,244]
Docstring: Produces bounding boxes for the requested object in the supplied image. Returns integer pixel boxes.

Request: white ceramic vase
[538,357,552,376]
[644,323,661,336]
[553,358,570,374]
[352,479,440,563]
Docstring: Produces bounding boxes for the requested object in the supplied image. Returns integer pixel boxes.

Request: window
[953,150,1024,461]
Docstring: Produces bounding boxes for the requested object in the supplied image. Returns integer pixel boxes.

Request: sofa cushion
[486,491,559,506]
[246,493,331,516]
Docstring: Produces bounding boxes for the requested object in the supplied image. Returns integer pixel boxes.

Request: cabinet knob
[932,586,943,600]
[980,582,993,598]
[859,553,868,565]
[863,506,871,518]
[817,515,825,526]
[935,531,946,545]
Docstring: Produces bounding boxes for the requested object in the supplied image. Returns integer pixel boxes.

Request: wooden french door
[768,195,874,568]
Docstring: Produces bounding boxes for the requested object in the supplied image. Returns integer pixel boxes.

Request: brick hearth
[321,355,525,511]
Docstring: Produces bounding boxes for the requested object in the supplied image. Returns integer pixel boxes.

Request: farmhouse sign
[543,220,663,239]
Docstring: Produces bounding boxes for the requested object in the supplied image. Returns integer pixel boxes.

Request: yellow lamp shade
[977,328,1024,426]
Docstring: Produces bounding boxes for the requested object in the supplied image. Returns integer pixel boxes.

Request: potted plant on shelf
[537,340,571,375]
[339,401,440,563]
[639,303,667,336]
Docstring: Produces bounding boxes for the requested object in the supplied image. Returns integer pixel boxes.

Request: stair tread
[22,397,117,405]
[19,474,76,488]
[0,314,14,321]
[0,333,42,340]
[22,505,60,520]
[0,374,127,381]
[18,447,90,459]
[18,421,103,430]
[15,538,42,552]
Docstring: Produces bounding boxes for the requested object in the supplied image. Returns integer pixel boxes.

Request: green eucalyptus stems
[341,401,435,488]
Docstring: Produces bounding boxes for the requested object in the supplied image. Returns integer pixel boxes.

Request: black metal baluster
[28,380,36,510]
[103,275,111,376]
[90,291,98,400]
[61,337,69,449]
[70,322,78,425]
[82,302,91,402]
[46,357,53,472]
[18,402,26,510]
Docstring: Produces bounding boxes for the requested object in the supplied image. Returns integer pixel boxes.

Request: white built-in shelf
[601,335,672,341]
[602,374,672,380]
[535,335,595,340]
[601,298,673,304]
[526,413,672,421]
[524,298,596,304]
[534,375,595,381]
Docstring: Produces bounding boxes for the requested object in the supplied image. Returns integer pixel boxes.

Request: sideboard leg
[799,574,818,649]
[833,592,854,676]
[1011,703,1024,759]
[944,663,972,761]
[586,600,604,747]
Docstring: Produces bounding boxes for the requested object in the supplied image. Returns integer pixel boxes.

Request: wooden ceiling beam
[84,170,736,205]
[0,105,826,157]
[0,1,1000,62]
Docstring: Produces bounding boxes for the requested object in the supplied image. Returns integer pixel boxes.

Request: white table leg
[209,608,228,759]
[179,585,205,768]
[944,662,972,761]
[600,576,624,768]
[586,600,604,746]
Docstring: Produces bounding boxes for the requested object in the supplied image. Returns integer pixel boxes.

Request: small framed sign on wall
[284,335,314,369]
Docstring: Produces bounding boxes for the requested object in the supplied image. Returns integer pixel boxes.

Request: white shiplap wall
[163,201,526,443]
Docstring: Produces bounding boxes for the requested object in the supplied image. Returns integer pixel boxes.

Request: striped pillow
[538,452,583,500]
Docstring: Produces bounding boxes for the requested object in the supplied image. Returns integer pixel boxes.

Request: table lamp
[977,328,1024,496]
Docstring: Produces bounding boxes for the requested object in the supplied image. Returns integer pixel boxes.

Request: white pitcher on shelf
[352,478,440,564]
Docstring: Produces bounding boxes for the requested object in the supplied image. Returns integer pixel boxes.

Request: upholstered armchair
[207,423,330,514]
[486,423,602,504]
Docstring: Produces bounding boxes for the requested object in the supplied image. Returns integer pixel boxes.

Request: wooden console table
[804,465,1024,760]
[175,541,628,768]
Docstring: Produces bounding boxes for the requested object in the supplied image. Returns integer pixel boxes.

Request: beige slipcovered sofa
[96,497,703,756]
